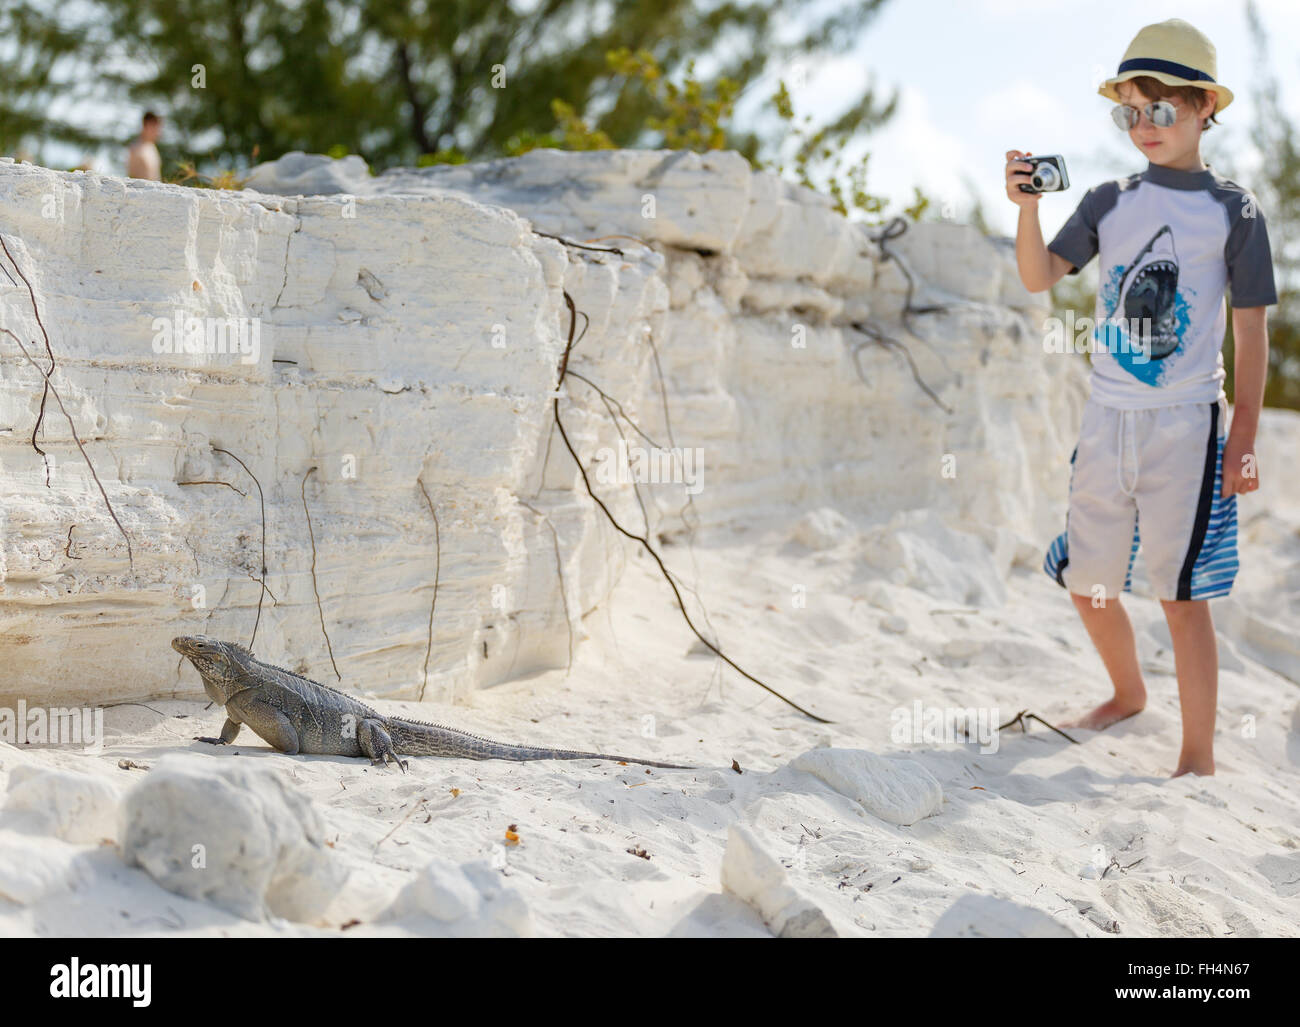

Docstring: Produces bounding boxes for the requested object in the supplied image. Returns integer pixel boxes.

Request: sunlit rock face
[0,150,1075,706]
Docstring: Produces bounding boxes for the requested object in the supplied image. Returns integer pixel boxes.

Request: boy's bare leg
[1161,598,1217,777]
[1064,591,1147,729]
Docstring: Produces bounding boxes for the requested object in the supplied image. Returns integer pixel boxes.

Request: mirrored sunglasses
[1112,101,1178,130]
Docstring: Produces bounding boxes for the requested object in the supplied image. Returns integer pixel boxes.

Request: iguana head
[172,635,255,703]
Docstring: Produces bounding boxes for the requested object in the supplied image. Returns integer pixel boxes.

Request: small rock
[789,747,943,826]
[357,267,388,302]
[941,638,979,660]
[118,755,347,923]
[721,824,838,938]
[0,833,79,905]
[385,858,532,937]
[790,507,854,551]
[865,582,895,613]
[930,894,1076,938]
[3,765,122,844]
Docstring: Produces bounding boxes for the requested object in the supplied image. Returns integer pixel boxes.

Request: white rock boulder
[720,823,839,938]
[383,857,532,937]
[3,764,122,844]
[118,755,347,923]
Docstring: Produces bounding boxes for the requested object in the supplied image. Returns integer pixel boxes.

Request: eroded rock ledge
[0,149,1076,706]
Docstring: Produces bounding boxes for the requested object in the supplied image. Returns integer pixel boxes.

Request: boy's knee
[1070,590,1122,611]
[1160,597,1209,617]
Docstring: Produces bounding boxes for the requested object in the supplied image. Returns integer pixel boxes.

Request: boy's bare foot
[1171,757,1215,778]
[1062,698,1145,731]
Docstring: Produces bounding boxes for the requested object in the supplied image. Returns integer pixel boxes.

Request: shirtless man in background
[126,111,162,180]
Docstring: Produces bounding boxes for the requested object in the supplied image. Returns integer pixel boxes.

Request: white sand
[3,500,1298,936]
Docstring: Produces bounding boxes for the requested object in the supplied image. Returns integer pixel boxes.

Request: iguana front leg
[358,719,409,773]
[195,716,242,746]
[231,696,302,755]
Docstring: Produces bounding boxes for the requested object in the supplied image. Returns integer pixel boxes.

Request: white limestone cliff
[1,149,1080,707]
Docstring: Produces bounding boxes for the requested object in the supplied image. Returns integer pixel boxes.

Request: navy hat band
[1117,57,1215,83]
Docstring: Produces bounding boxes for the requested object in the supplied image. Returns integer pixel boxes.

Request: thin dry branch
[300,466,340,681]
[3,330,135,570]
[246,574,279,604]
[564,370,669,451]
[643,328,720,647]
[580,234,655,251]
[375,797,428,849]
[517,498,575,675]
[178,479,247,497]
[552,291,829,724]
[211,445,268,648]
[867,216,957,340]
[415,477,441,703]
[532,229,624,256]
[0,236,56,482]
[572,325,724,678]
[850,320,952,414]
[998,709,1079,745]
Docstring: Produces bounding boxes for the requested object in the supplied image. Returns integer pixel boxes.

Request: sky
[757,0,1300,240]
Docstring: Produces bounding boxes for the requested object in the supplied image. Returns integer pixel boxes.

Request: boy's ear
[1196,92,1216,129]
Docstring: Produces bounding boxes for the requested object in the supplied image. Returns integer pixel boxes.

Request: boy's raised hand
[1005,150,1040,207]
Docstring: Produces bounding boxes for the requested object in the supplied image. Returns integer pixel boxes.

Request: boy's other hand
[1221,430,1259,497]
[1005,150,1041,208]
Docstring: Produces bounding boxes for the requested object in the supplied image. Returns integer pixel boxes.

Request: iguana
[172,635,694,773]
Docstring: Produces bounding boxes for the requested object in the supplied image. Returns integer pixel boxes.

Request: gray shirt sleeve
[1224,195,1279,307]
[1047,186,1101,275]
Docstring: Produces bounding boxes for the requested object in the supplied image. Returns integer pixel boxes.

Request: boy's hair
[1119,76,1219,131]
[142,111,160,126]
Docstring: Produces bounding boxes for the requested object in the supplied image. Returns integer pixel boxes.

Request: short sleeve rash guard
[1047,161,1278,408]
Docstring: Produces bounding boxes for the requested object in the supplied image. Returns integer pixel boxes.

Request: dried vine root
[552,291,830,724]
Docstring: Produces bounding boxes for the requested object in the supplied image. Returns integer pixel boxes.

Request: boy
[1005,18,1278,776]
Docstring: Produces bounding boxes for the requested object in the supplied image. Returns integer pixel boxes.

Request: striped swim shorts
[1044,397,1238,602]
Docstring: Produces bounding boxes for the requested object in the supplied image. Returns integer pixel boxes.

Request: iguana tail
[384,719,695,769]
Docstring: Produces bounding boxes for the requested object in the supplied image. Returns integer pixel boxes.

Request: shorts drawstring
[1116,408,1140,497]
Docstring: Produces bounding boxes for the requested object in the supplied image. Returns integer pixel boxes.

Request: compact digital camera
[1017,154,1070,194]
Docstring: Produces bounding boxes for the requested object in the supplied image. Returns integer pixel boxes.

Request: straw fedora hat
[1098,18,1233,113]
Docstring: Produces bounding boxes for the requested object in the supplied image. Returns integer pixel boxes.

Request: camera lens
[1030,164,1059,191]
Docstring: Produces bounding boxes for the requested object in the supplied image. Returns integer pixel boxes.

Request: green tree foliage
[0,0,894,180]
[1222,0,1299,410]
[510,48,903,221]
[765,79,896,219]
[0,3,105,161]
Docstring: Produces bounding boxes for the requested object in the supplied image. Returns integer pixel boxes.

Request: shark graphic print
[1046,161,1278,408]
[1115,224,1179,359]
[1096,225,1196,387]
